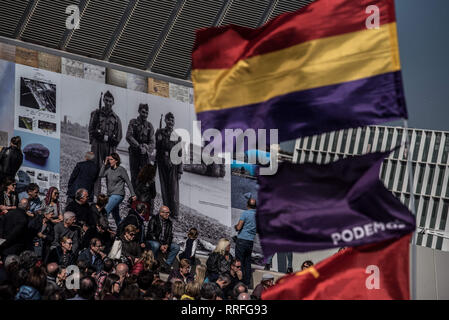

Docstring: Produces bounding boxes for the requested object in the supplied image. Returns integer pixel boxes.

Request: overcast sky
[396,0,449,132]
[281,0,449,153]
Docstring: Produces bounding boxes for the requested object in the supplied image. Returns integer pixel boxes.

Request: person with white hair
[51,211,80,254]
[67,151,99,203]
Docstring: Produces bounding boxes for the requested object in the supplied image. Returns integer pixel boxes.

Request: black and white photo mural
[59,66,232,253]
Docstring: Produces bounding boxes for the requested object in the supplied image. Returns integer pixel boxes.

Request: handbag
[108,239,122,260]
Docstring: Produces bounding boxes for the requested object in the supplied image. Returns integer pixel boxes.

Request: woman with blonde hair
[205,238,233,282]
[194,264,206,285]
[131,250,157,275]
[181,281,201,300]
[172,280,186,300]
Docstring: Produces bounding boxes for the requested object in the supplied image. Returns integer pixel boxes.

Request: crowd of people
[0,134,317,301]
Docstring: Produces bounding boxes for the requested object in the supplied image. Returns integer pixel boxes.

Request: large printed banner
[0,57,232,251]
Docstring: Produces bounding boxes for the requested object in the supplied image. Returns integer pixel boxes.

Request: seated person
[65,188,96,228]
[167,258,194,284]
[145,206,179,272]
[78,238,107,272]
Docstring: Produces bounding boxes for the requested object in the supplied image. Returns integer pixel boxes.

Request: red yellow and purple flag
[192,0,407,144]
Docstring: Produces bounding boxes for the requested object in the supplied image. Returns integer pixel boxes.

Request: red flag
[262,234,411,300]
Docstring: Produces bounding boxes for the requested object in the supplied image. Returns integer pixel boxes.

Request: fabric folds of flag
[262,234,412,300]
[256,150,415,257]
[191,0,407,145]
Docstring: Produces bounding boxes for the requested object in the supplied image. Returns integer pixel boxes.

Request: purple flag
[257,150,415,257]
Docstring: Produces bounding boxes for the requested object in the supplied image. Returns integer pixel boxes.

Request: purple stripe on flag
[197,71,407,146]
[256,150,415,257]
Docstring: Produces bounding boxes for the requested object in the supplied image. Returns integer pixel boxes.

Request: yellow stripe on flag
[192,23,400,113]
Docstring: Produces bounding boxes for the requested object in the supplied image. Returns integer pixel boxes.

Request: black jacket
[78,248,104,272]
[80,226,113,253]
[120,235,142,260]
[67,160,99,200]
[117,209,145,243]
[47,246,77,268]
[206,252,232,280]
[0,146,23,180]
[65,200,96,228]
[28,214,55,247]
[146,214,173,247]
[0,208,28,255]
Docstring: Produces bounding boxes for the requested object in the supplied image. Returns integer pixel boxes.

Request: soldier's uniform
[126,117,155,188]
[88,108,122,196]
[155,127,182,219]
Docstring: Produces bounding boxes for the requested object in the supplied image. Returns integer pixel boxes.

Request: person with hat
[251,273,275,300]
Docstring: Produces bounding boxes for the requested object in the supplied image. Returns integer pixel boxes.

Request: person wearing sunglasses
[120,224,142,264]
[47,236,77,268]
[44,187,63,223]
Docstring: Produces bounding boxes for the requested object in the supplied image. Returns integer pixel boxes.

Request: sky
[395,0,449,132]
[281,0,449,153]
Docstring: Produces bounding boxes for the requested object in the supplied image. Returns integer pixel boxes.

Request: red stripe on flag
[192,0,396,69]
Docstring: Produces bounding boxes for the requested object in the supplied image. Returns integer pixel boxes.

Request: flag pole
[403,119,417,300]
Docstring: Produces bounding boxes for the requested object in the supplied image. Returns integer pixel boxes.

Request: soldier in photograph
[126,103,155,189]
[88,91,122,197]
[155,112,183,219]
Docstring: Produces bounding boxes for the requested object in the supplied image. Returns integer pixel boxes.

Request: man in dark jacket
[0,136,23,182]
[65,188,96,228]
[0,198,29,256]
[67,152,99,203]
[78,238,106,272]
[146,206,179,270]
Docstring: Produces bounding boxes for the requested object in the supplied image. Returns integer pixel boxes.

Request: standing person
[44,187,63,224]
[66,152,99,203]
[145,206,180,272]
[0,177,18,215]
[126,103,155,189]
[234,198,257,287]
[155,112,183,219]
[0,136,23,182]
[0,198,29,256]
[88,91,122,198]
[134,164,156,219]
[98,153,136,229]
